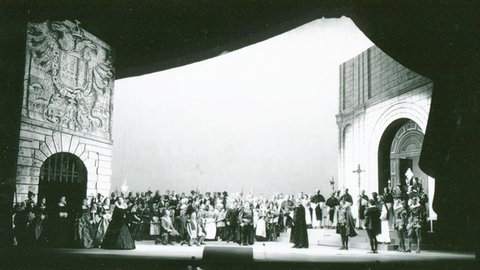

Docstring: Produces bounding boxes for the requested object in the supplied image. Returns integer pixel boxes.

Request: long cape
[336,207,357,238]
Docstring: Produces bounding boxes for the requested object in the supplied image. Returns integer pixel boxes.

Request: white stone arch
[367,102,430,193]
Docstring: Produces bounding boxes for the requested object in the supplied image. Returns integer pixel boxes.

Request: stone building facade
[15,20,114,205]
[336,45,435,218]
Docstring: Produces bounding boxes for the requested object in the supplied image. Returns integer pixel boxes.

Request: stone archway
[389,120,425,189]
[377,119,426,193]
[367,101,429,193]
[38,152,87,210]
[377,118,410,193]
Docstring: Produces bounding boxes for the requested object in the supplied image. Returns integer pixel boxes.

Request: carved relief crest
[54,50,89,96]
[25,20,114,138]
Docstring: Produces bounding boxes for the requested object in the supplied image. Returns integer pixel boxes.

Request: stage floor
[3,241,477,269]
[47,241,475,262]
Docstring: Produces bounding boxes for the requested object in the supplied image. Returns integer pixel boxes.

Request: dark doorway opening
[38,153,87,213]
[378,118,428,193]
[377,118,409,192]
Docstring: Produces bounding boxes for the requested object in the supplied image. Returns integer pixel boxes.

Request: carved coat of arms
[25,20,114,137]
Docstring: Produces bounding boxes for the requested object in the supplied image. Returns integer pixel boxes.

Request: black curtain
[347,2,480,253]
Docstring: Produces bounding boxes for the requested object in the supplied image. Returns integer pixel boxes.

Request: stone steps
[277,228,435,250]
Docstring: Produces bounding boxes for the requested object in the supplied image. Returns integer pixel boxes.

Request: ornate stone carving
[25,20,114,138]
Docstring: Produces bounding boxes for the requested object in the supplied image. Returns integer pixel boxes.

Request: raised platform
[277,228,435,251]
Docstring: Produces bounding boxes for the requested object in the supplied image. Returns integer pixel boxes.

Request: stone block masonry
[14,20,115,203]
[15,119,113,202]
[336,45,433,204]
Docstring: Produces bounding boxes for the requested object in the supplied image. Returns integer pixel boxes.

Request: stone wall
[15,20,115,202]
[336,45,433,199]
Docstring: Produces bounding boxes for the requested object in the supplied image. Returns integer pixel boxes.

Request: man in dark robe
[128,202,142,240]
[152,190,163,204]
[372,192,380,205]
[290,199,309,248]
[311,190,326,228]
[340,189,353,205]
[238,202,254,246]
[357,190,369,229]
[280,195,295,231]
[326,192,339,228]
[221,192,228,208]
[13,203,28,247]
[225,201,239,243]
[383,187,394,229]
[174,209,188,245]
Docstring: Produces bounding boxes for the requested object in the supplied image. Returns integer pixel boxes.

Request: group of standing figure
[12,184,427,254]
[358,183,428,254]
[12,193,135,250]
[107,189,330,247]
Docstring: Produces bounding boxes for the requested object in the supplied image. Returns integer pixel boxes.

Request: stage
[2,241,476,270]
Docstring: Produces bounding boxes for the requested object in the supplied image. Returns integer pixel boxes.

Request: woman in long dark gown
[101,197,136,249]
[33,197,47,247]
[73,198,94,248]
[23,201,37,248]
[49,196,70,248]
[290,198,309,248]
[95,197,111,247]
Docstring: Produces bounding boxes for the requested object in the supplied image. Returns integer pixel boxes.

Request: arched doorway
[389,120,426,189]
[38,153,88,211]
[378,119,427,192]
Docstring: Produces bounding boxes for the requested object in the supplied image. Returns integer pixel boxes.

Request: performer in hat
[336,198,357,250]
[405,195,425,253]
[393,196,407,252]
[365,199,381,253]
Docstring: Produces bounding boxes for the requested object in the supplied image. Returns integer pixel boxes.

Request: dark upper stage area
[1,1,478,81]
[1,0,480,255]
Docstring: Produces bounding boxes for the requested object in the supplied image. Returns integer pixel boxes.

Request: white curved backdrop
[111,18,373,196]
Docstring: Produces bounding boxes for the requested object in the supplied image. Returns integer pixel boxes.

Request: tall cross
[353,164,365,194]
[329,176,335,192]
